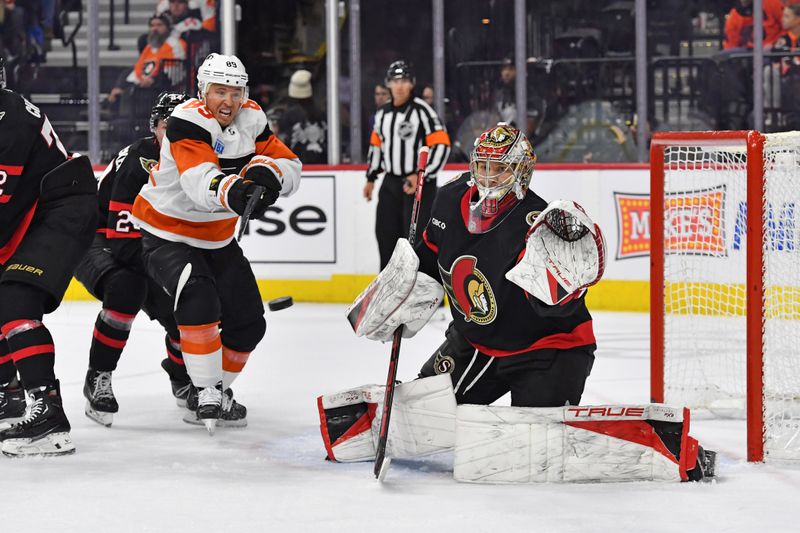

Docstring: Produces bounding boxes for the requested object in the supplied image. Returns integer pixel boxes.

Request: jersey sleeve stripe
[108,200,135,211]
[425,131,450,147]
[166,116,213,146]
[255,134,298,160]
[255,124,274,143]
[170,138,219,177]
[370,130,381,147]
[422,229,439,253]
[0,164,24,175]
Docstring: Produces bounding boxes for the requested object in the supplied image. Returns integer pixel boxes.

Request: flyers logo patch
[439,255,497,325]
[139,157,158,173]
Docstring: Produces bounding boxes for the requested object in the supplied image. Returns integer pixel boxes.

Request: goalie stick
[374,146,430,481]
[237,185,266,242]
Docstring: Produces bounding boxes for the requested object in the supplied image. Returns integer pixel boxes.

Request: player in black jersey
[0,58,98,456]
[350,124,606,408]
[74,92,193,427]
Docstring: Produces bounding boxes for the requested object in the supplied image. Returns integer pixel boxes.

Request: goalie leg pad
[317,385,380,462]
[454,404,709,483]
[376,373,458,459]
[318,374,458,462]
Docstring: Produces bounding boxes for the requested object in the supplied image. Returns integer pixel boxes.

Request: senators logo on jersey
[439,255,497,325]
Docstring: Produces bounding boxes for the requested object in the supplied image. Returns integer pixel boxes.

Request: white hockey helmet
[196,53,249,101]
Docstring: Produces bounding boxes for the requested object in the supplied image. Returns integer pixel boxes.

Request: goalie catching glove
[506,200,606,305]
[346,239,444,342]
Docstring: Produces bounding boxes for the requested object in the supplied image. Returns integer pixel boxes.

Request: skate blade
[203,418,217,436]
[85,401,114,427]
[183,410,246,428]
[2,432,76,457]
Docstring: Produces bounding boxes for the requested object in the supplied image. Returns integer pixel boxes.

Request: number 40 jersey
[0,88,69,264]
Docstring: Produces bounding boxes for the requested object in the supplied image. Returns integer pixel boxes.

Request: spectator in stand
[422,83,434,106]
[108,14,186,105]
[199,0,216,33]
[278,69,328,164]
[724,0,784,50]
[162,0,202,41]
[374,82,390,108]
[365,82,391,150]
[137,0,202,51]
[1,1,29,64]
[773,2,800,128]
[491,58,544,137]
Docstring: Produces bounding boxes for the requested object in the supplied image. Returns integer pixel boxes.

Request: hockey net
[651,131,800,462]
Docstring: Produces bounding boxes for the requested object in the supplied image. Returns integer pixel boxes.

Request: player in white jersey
[132,53,302,433]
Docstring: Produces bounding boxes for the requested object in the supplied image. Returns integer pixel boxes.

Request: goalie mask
[467,124,537,234]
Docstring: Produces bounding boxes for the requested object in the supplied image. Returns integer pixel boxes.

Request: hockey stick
[374,145,430,481]
[236,185,266,242]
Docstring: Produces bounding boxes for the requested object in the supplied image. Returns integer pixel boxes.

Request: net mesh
[660,132,800,460]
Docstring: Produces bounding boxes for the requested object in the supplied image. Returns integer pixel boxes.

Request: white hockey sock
[179,323,223,388]
[222,346,250,389]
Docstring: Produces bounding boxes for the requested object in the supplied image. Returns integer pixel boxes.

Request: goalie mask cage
[650,130,800,463]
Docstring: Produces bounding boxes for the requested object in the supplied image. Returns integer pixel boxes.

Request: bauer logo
[239,174,336,263]
[664,185,726,256]
[614,192,651,259]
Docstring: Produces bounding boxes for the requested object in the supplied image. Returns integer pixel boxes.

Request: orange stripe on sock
[222,346,251,373]
[179,323,222,355]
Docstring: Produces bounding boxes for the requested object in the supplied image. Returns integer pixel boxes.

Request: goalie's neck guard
[462,186,522,234]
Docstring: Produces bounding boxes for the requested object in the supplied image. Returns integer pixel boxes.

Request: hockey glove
[241,155,283,205]
[506,200,606,306]
[226,178,273,218]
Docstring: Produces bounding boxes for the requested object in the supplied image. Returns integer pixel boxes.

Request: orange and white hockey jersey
[132,98,301,249]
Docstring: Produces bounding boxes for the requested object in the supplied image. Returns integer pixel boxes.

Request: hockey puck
[268,296,294,312]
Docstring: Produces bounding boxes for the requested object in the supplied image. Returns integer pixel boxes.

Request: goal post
[650,130,800,463]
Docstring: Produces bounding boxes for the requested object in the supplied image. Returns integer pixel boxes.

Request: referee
[364,60,451,268]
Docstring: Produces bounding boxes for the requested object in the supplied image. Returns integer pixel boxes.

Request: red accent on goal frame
[650,130,766,463]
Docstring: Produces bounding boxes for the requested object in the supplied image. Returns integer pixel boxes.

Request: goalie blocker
[318,378,715,483]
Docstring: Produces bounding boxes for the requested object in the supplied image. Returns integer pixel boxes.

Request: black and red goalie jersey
[415,173,595,357]
[0,89,70,264]
[95,137,160,269]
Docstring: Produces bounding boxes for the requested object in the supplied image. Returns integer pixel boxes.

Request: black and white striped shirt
[366,97,450,181]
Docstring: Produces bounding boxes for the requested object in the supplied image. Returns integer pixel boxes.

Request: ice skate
[0,381,75,457]
[184,385,247,428]
[184,382,222,435]
[83,368,119,427]
[160,358,192,408]
[0,379,26,430]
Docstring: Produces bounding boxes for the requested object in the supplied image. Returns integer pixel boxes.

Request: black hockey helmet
[150,91,190,132]
[385,60,415,85]
[0,57,6,89]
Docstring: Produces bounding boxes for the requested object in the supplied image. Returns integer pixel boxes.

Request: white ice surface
[2,302,800,532]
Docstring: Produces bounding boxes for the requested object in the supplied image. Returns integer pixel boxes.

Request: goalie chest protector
[419,173,595,356]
